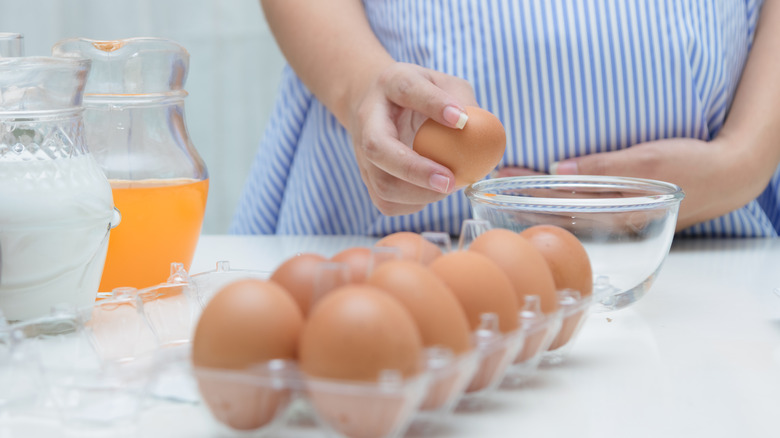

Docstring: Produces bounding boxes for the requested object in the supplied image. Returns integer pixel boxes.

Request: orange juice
[99,178,209,292]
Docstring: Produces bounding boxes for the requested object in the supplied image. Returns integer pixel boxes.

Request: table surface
[2,235,779,438]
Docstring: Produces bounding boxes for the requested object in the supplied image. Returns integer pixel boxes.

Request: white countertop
[2,235,779,438]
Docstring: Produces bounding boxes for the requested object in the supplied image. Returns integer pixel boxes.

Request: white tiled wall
[0,0,287,233]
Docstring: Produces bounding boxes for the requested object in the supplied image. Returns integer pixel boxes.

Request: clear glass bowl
[465,176,685,312]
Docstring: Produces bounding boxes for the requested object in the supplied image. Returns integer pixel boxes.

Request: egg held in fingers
[412,106,506,189]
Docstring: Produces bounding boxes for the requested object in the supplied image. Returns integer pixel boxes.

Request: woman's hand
[347,62,478,216]
[494,137,772,231]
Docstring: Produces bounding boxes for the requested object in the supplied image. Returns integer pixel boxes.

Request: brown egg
[270,252,329,316]
[374,231,442,264]
[366,259,473,411]
[519,225,593,297]
[428,251,520,393]
[367,260,471,354]
[413,106,506,188]
[427,251,519,333]
[192,278,303,431]
[468,228,561,363]
[192,279,303,367]
[330,246,372,283]
[469,228,560,315]
[299,284,424,381]
[520,225,593,350]
[299,285,424,438]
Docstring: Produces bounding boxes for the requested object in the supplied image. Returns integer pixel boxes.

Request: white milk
[0,154,115,321]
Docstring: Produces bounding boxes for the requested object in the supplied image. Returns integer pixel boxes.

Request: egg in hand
[413,106,506,189]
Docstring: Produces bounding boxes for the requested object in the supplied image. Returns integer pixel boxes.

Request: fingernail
[429,173,452,193]
[550,161,578,175]
[443,105,468,129]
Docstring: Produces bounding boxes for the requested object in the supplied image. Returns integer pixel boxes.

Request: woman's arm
[260,0,392,127]
[260,0,476,215]
[709,0,780,213]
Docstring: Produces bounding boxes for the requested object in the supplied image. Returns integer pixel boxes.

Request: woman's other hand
[494,137,771,231]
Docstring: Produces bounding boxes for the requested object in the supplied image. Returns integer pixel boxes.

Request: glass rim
[0,55,90,70]
[0,106,84,120]
[81,91,188,107]
[465,175,685,210]
[52,36,189,56]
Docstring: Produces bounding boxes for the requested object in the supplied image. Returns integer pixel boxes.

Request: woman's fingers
[359,105,455,198]
[379,63,475,129]
[348,62,478,216]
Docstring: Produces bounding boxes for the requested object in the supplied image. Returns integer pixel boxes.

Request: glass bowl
[465,175,684,312]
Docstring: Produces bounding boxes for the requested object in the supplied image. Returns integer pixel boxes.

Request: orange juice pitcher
[52,38,209,292]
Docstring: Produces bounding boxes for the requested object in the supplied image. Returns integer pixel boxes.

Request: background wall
[0,0,287,233]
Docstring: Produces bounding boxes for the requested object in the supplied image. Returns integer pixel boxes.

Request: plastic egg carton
[192,360,297,435]
[0,263,203,429]
[185,263,484,436]
[498,289,593,388]
[302,370,431,438]
[406,346,481,435]
[417,347,480,413]
[187,334,523,438]
[500,296,562,388]
[188,359,432,438]
[187,352,491,438]
[542,289,593,365]
[136,264,202,349]
[189,260,271,307]
[0,300,155,428]
[181,238,596,437]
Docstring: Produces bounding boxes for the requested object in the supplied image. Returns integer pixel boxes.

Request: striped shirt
[231,0,779,237]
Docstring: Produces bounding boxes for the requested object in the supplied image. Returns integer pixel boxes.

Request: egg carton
[185,344,496,438]
[497,297,561,388]
[191,314,525,437]
[0,263,203,429]
[189,260,271,308]
[187,359,434,438]
[184,262,515,436]
[542,289,594,365]
[185,261,532,434]
[155,222,595,436]
[180,226,596,432]
[0,300,156,428]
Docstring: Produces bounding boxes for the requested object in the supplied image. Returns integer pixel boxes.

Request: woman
[231,0,779,237]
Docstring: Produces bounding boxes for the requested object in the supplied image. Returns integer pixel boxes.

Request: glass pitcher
[52,38,209,292]
[0,56,118,321]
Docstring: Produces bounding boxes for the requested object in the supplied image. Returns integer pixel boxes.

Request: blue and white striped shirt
[232,0,779,237]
